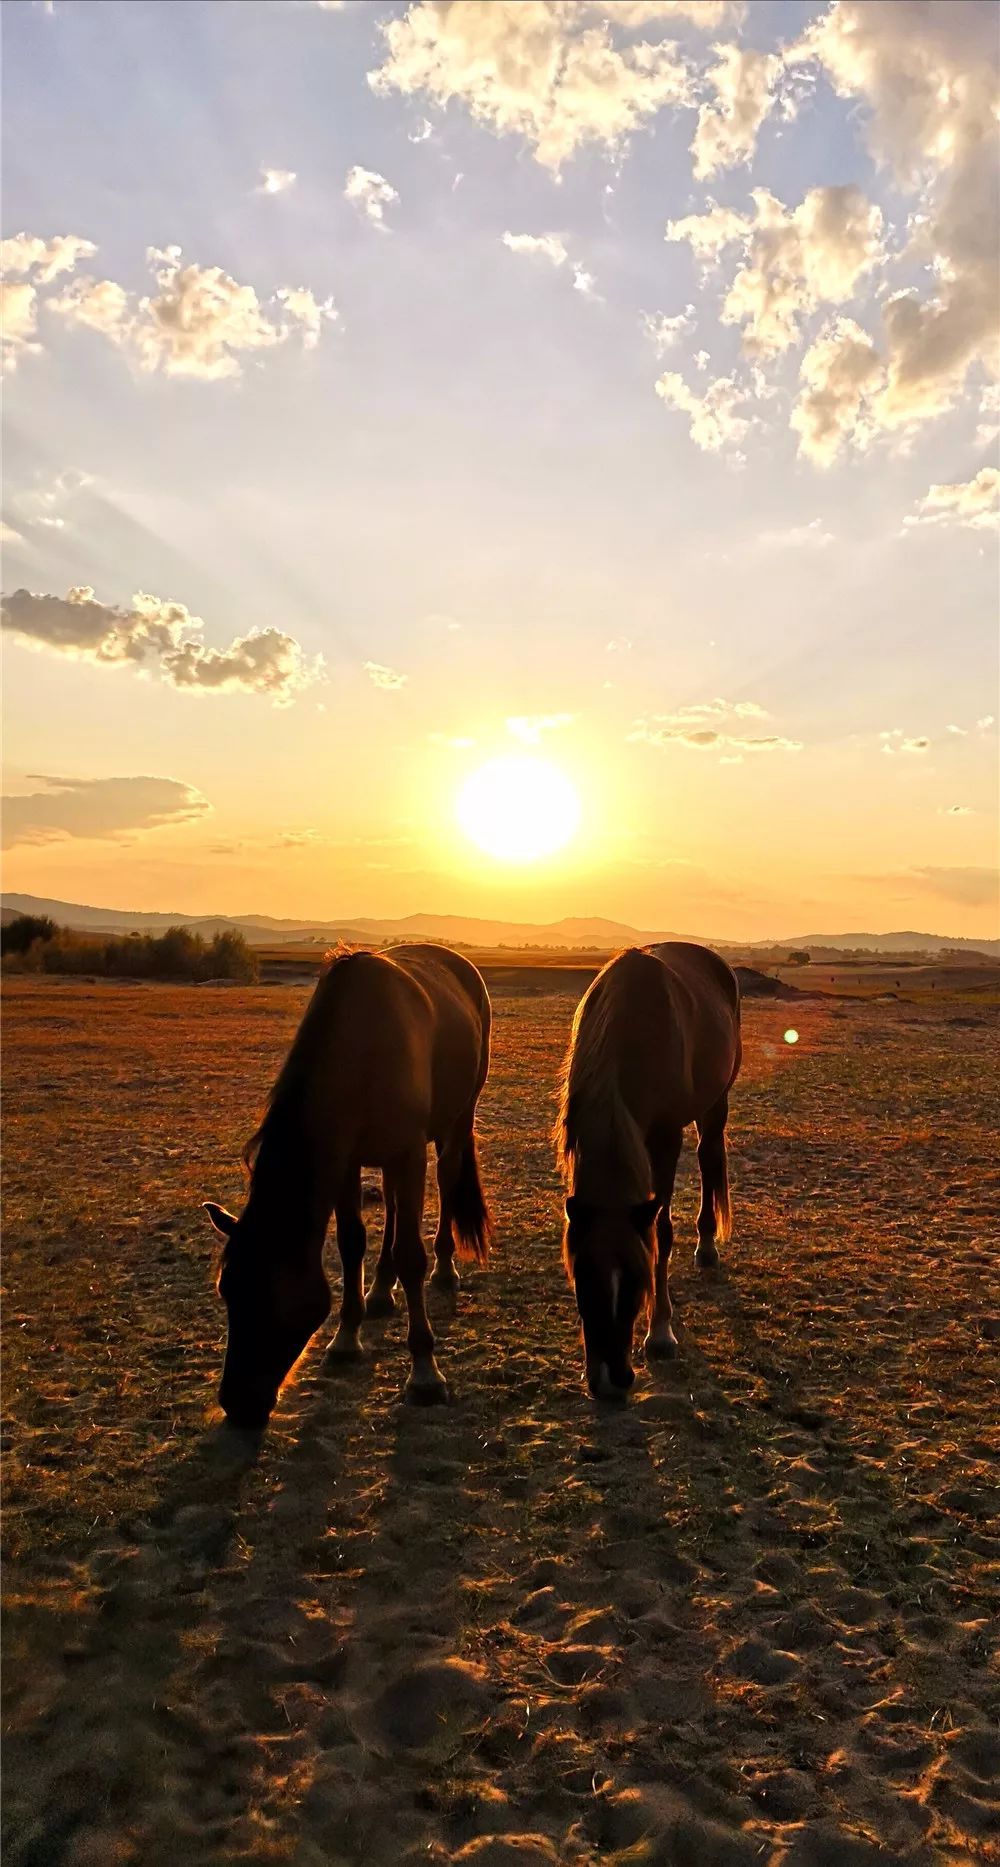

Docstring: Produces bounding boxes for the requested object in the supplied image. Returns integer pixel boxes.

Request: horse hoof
[326,1331,363,1362]
[364,1286,397,1319]
[695,1241,720,1269]
[645,1331,678,1360]
[405,1377,450,1407]
[429,1267,460,1295]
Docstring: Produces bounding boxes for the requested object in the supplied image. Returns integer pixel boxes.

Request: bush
[1,914,57,955]
[3,920,259,982]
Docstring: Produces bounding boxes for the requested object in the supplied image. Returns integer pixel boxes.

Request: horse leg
[645,1125,683,1359]
[429,1135,461,1294]
[389,1145,448,1404]
[329,1166,366,1358]
[696,1093,731,1269]
[364,1170,398,1318]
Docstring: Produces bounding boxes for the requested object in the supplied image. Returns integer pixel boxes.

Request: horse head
[563,1195,657,1401]
[205,1202,331,1429]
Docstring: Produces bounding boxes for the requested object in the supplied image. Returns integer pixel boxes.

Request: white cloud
[409,117,434,142]
[758,518,834,549]
[668,185,884,357]
[904,467,1000,534]
[49,246,336,380]
[691,43,782,180]
[369,0,693,170]
[502,230,596,298]
[1,773,210,848]
[880,730,930,756]
[941,805,972,815]
[1,231,97,371]
[507,713,574,744]
[641,305,696,354]
[0,232,97,285]
[364,661,408,690]
[977,383,1000,448]
[1,520,27,547]
[801,0,1000,436]
[1,585,322,702]
[791,317,884,466]
[629,696,797,756]
[257,166,297,195]
[274,286,339,349]
[502,231,569,267]
[654,369,750,453]
[345,165,399,228]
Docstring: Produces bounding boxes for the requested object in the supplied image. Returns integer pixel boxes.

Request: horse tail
[449,1130,492,1263]
[713,1149,733,1244]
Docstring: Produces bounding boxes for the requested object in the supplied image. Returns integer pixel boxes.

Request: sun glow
[456,756,581,862]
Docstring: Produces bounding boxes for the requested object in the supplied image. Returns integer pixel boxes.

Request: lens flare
[784,1028,799,1045]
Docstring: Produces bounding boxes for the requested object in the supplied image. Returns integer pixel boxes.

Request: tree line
[1,915,258,982]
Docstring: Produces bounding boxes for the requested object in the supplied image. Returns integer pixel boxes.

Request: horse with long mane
[556,942,741,1401]
[204,943,492,1426]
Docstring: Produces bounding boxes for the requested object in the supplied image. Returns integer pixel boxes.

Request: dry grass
[2,977,999,1866]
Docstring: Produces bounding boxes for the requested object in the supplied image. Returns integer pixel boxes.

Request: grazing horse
[556,943,741,1401]
[204,944,492,1426]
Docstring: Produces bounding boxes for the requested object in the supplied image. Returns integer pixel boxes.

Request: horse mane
[554,952,653,1203]
[243,945,369,1175]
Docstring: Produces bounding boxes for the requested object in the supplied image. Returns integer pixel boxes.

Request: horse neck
[567,1077,650,1205]
[245,1118,333,1261]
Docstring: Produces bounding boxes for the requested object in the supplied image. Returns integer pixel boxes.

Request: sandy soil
[2,978,999,1866]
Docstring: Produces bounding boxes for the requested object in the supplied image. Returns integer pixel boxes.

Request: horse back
[384,944,491,1123]
[577,942,739,1132]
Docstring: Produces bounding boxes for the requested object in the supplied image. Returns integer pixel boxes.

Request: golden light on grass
[456,755,581,863]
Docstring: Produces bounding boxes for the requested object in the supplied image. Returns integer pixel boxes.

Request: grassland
[2,976,999,1866]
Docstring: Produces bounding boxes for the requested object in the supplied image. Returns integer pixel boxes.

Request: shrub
[1,914,57,955]
[3,920,259,982]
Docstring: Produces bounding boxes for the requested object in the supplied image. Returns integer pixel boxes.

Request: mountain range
[3,894,997,958]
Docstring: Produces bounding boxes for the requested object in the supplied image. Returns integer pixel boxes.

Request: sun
[456,755,581,863]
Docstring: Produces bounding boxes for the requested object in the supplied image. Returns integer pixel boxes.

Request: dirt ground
[2,977,999,1866]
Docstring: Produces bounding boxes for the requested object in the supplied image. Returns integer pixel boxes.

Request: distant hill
[772,930,1000,958]
[2,894,997,959]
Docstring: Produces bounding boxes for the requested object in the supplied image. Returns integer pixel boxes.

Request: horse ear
[203,1201,237,1238]
[630,1198,659,1233]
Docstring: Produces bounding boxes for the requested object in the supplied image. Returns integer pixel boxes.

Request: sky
[2,0,998,941]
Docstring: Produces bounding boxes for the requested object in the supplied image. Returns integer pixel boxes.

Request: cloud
[345,165,399,228]
[507,713,574,744]
[791,316,884,465]
[641,305,696,354]
[977,383,1000,448]
[369,0,693,170]
[0,520,26,547]
[257,166,297,195]
[941,805,972,815]
[691,43,782,180]
[501,230,596,298]
[654,369,750,453]
[2,774,210,849]
[1,585,322,702]
[0,232,97,285]
[880,730,929,756]
[904,467,1000,534]
[906,865,999,909]
[364,660,408,690]
[629,697,798,756]
[668,185,884,357]
[799,0,1000,439]
[1,232,97,371]
[758,518,834,549]
[48,245,336,380]
[502,231,569,267]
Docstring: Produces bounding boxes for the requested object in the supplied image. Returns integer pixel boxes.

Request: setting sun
[456,756,581,863]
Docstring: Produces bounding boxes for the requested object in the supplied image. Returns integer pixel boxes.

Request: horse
[203,944,492,1427]
[555,942,741,1401]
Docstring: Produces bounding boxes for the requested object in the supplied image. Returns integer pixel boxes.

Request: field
[2,976,999,1867]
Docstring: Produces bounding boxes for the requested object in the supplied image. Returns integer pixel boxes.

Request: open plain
[2,975,999,1866]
